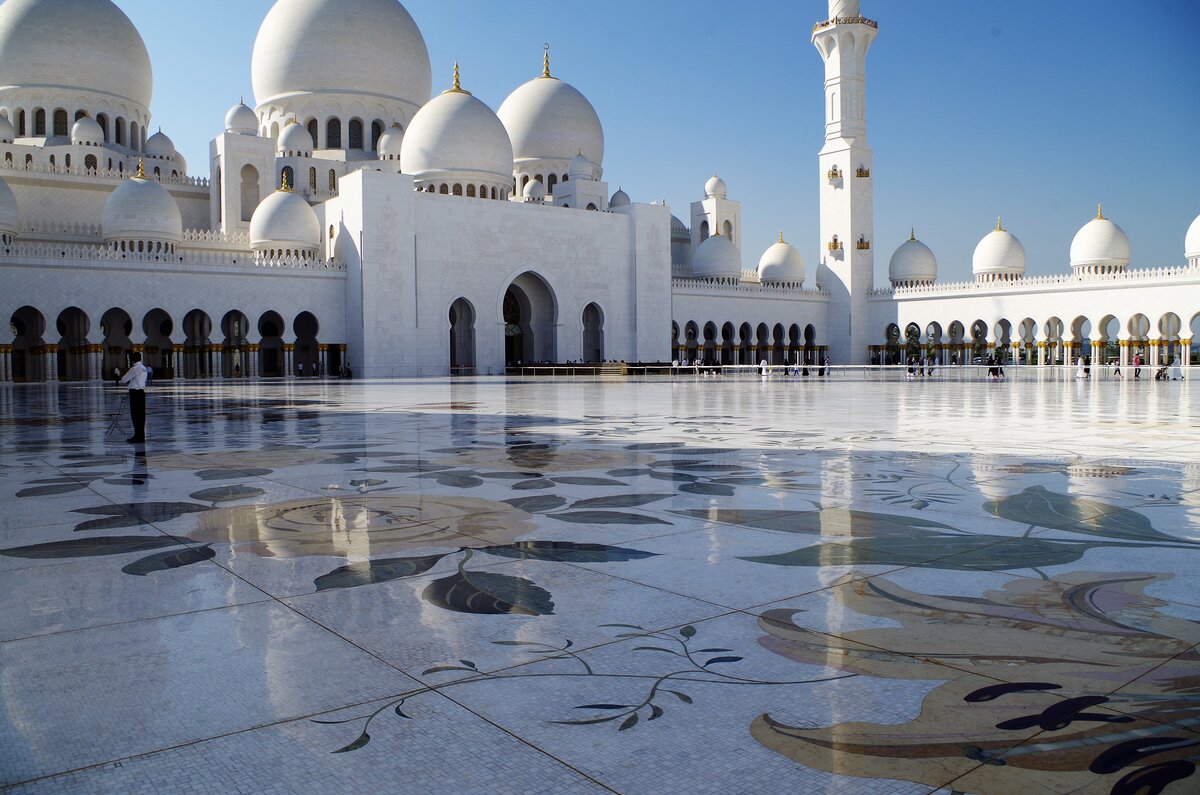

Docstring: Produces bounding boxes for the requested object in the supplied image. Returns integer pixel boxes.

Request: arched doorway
[503,272,557,366]
[738,322,752,365]
[142,308,174,379]
[221,310,249,377]
[10,306,46,381]
[55,307,90,381]
[100,307,133,377]
[720,322,735,365]
[449,298,476,375]
[884,323,901,365]
[183,309,212,378]
[294,311,320,375]
[582,303,604,363]
[702,321,717,365]
[804,324,817,366]
[787,324,801,365]
[683,321,699,363]
[258,311,285,377]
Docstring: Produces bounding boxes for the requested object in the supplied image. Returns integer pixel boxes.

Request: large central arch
[503,272,557,366]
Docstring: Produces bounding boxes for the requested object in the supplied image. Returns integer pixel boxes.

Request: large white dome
[252,0,431,114]
[1184,212,1200,260]
[0,0,152,111]
[497,61,604,168]
[101,170,182,244]
[401,71,513,185]
[1070,207,1130,272]
[249,187,320,256]
[972,221,1026,279]
[757,235,805,284]
[145,130,175,159]
[889,233,937,285]
[692,232,741,279]
[0,175,19,236]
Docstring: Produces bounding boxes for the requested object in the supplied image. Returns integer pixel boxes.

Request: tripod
[105,392,128,437]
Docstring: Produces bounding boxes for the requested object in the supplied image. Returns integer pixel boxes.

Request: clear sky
[117,0,1200,283]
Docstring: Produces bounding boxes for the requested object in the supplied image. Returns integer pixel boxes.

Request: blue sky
[119,0,1200,283]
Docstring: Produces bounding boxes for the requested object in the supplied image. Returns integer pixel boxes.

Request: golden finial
[542,43,551,78]
[712,224,721,236]
[778,230,785,244]
[909,228,916,241]
[135,159,145,178]
[280,169,291,191]
[443,62,470,95]
[1097,202,1104,220]
[996,216,1003,232]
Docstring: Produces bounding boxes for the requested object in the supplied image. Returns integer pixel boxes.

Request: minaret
[812,0,877,364]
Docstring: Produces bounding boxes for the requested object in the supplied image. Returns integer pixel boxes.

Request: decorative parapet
[813,15,878,33]
[181,229,251,247]
[672,276,826,297]
[886,263,1200,296]
[0,159,209,188]
[0,241,344,272]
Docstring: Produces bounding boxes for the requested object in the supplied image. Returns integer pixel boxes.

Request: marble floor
[1,373,1198,794]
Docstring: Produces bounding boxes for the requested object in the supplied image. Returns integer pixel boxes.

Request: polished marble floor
[1,373,1198,794]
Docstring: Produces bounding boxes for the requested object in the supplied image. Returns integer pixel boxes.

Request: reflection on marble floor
[1,376,1198,794]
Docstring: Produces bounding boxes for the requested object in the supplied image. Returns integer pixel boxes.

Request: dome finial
[996,216,1003,232]
[280,169,291,192]
[1097,202,1104,220]
[542,43,551,78]
[135,159,145,179]
[778,230,785,244]
[910,228,916,241]
[443,62,471,95]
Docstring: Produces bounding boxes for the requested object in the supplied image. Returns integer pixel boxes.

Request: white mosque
[0,0,1196,382]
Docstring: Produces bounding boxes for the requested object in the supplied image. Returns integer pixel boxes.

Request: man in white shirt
[118,352,148,443]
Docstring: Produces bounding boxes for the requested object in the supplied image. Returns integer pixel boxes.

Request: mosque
[0,0,1196,382]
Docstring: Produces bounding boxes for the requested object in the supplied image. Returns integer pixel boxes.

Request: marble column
[44,344,59,381]
[1180,338,1192,371]
[211,345,223,379]
[0,344,10,381]
[319,344,328,377]
[283,343,295,378]
[1036,341,1046,366]
[1119,339,1130,367]
[248,344,260,378]
[1148,339,1161,368]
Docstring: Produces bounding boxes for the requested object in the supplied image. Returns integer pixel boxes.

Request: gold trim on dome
[442,62,471,95]
[778,230,785,244]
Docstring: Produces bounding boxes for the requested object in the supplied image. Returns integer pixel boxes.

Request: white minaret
[812,0,877,365]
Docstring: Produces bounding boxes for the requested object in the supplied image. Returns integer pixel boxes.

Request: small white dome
[278,121,312,155]
[705,174,727,199]
[758,236,806,284]
[889,233,938,285]
[1070,208,1130,272]
[249,187,321,255]
[670,214,688,237]
[71,115,104,146]
[225,102,259,135]
[497,61,604,168]
[1187,213,1200,260]
[377,122,404,159]
[609,188,630,208]
[101,170,183,244]
[523,179,546,201]
[692,231,741,279]
[568,152,594,180]
[972,220,1026,278]
[0,114,14,143]
[145,130,175,159]
[400,73,513,184]
[0,175,20,235]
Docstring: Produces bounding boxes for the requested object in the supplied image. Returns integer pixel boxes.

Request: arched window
[24,153,32,166]
[534,174,543,184]
[348,118,363,149]
[65,154,71,170]
[308,167,317,192]
[328,169,337,192]
[452,184,462,196]
[152,165,160,176]
[85,154,97,172]
[491,186,497,200]
[34,108,46,136]
[521,175,530,191]
[466,184,476,198]
[326,118,341,148]
[130,121,139,151]
[306,119,318,148]
[114,117,125,146]
[74,109,86,121]
[240,163,259,222]
[371,120,384,151]
[723,220,733,242]
[17,110,25,136]
[700,220,710,242]
[547,174,558,194]
[53,108,68,137]
[439,184,448,195]
[95,113,109,142]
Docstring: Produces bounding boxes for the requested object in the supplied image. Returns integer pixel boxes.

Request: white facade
[0,0,1196,383]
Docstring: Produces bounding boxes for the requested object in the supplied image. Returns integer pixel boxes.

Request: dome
[249,186,321,256]
[225,102,259,135]
[0,114,13,143]
[70,115,103,146]
[0,175,20,236]
[757,235,806,284]
[972,219,1026,279]
[497,56,604,168]
[145,130,175,159]
[705,175,727,199]
[1187,213,1200,260]
[278,120,312,155]
[522,179,545,202]
[670,214,688,236]
[252,0,431,116]
[568,152,595,180]
[0,0,152,111]
[101,167,183,244]
[1070,207,1130,272]
[889,232,938,285]
[692,231,741,279]
[609,188,630,208]
[377,122,403,160]
[400,68,513,184]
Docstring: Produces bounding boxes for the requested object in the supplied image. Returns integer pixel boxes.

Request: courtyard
[1,373,1198,794]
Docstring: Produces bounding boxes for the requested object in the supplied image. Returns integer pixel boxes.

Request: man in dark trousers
[118,352,148,443]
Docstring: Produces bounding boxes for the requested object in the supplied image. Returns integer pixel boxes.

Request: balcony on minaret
[856,235,870,250]
[828,235,843,253]
[827,165,842,183]
[855,166,871,178]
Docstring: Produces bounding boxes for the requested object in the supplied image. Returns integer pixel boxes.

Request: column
[211,345,223,379]
[1148,338,1161,367]
[44,344,59,381]
[339,345,347,376]
[1119,338,1130,367]
[283,343,295,378]
[0,344,10,381]
[1036,340,1047,366]
[248,343,260,378]
[1180,338,1192,373]
[1011,341,1021,366]
[319,344,328,378]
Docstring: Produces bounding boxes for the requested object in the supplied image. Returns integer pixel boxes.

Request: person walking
[1134,353,1142,379]
[118,352,148,444]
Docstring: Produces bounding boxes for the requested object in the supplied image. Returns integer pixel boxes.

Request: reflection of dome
[973,219,1026,281]
[609,188,630,208]
[0,175,20,238]
[252,0,431,118]
[377,122,403,160]
[277,121,312,155]
[225,101,259,135]
[0,114,13,143]
[101,167,183,246]
[705,174,727,199]
[1070,206,1130,274]
[401,67,513,190]
[692,231,741,279]
[1185,212,1200,261]
[71,116,104,146]
[249,186,321,259]
[889,232,938,286]
[522,179,545,202]
[497,56,604,169]
[145,130,175,159]
[0,0,153,113]
[758,234,806,284]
